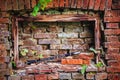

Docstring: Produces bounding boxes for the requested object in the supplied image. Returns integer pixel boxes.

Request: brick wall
[0,0,120,80]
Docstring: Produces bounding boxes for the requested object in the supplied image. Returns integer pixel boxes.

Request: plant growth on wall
[32,0,52,16]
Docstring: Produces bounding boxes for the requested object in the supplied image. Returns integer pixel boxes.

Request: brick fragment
[39,39,60,44]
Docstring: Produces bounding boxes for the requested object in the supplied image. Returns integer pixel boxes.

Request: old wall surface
[0,0,120,80]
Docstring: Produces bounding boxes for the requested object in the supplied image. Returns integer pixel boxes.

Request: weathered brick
[107,48,119,53]
[106,36,119,42]
[72,73,85,80]
[108,73,120,80]
[108,60,120,67]
[0,63,6,69]
[86,73,95,79]
[106,23,119,28]
[105,42,120,48]
[64,24,83,32]
[104,17,120,22]
[35,74,47,80]
[48,73,59,80]
[0,77,5,80]
[38,39,60,44]
[59,73,71,80]
[88,0,94,9]
[80,31,93,38]
[107,66,120,72]
[58,33,78,38]
[0,69,9,77]
[106,54,120,60]
[62,39,84,44]
[34,33,57,39]
[9,75,21,80]
[104,29,120,35]
[73,44,89,50]
[23,38,37,46]
[73,52,94,60]
[61,59,83,65]
[47,25,63,32]
[0,57,5,63]
[21,75,34,80]
[85,38,93,43]
[0,18,10,23]
[95,72,107,80]
[38,50,58,56]
[50,44,72,49]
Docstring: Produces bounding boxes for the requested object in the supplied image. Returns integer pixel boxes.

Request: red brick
[46,1,53,9]
[107,66,120,72]
[0,57,5,63]
[53,0,59,8]
[59,0,64,7]
[105,10,120,17]
[106,0,112,10]
[106,23,119,28]
[10,75,21,80]
[108,73,120,80]
[35,74,47,80]
[0,63,7,69]
[0,18,10,23]
[104,29,120,35]
[104,17,120,22]
[50,44,72,49]
[94,0,101,10]
[106,36,119,42]
[31,0,36,8]
[86,73,95,79]
[88,0,94,9]
[108,60,120,67]
[0,77,5,80]
[80,31,93,38]
[99,0,106,10]
[21,75,34,80]
[39,39,60,44]
[95,73,107,80]
[77,0,83,8]
[0,0,6,11]
[18,0,25,9]
[6,0,12,11]
[82,0,89,9]
[48,73,59,80]
[65,0,69,8]
[34,33,57,39]
[106,54,120,60]
[24,0,31,9]
[71,0,77,8]
[107,48,120,53]
[23,39,37,46]
[105,42,120,48]
[12,0,19,10]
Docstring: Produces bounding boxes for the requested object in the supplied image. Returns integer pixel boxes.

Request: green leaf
[81,64,87,74]
[95,62,103,68]
[38,54,44,58]
[20,49,28,56]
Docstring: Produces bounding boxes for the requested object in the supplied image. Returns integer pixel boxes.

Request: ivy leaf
[81,64,87,74]
[20,49,28,56]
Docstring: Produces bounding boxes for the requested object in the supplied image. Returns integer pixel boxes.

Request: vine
[32,0,52,16]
